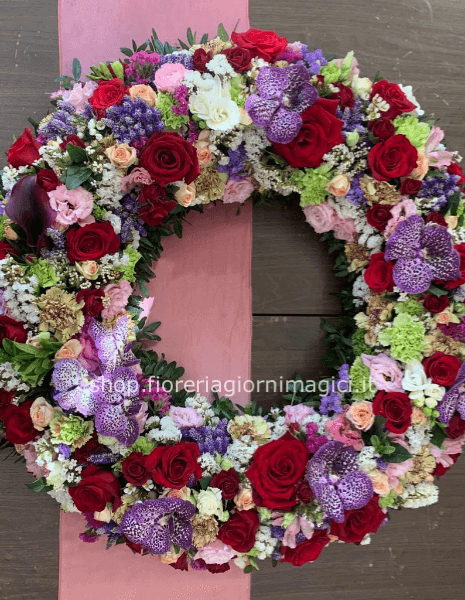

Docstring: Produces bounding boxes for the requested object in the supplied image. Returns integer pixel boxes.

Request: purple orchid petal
[115,417,140,446]
[95,403,128,438]
[438,388,460,425]
[385,215,424,261]
[421,224,454,257]
[54,386,98,417]
[428,250,461,281]
[245,94,280,128]
[289,81,319,113]
[6,174,57,249]
[266,107,302,144]
[256,66,289,99]
[338,471,374,511]
[52,359,90,392]
[393,257,433,294]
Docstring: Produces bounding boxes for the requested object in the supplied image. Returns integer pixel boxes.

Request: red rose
[169,552,189,571]
[272,99,344,169]
[281,529,330,566]
[0,400,37,445]
[122,452,150,486]
[426,212,447,227]
[368,135,418,182]
[369,80,416,120]
[145,442,202,489]
[0,389,14,411]
[76,288,105,317]
[330,496,386,544]
[445,413,465,440]
[0,241,17,260]
[192,48,213,73]
[125,539,145,555]
[211,468,240,500]
[0,316,28,344]
[330,84,355,110]
[400,178,422,196]
[369,117,395,141]
[222,47,252,73]
[66,221,120,264]
[447,162,465,186]
[139,132,200,186]
[74,431,103,464]
[59,134,86,152]
[422,352,461,387]
[7,128,41,168]
[217,509,260,552]
[366,204,392,232]
[296,480,314,504]
[433,453,460,477]
[423,293,449,314]
[137,183,176,226]
[230,28,288,62]
[364,252,394,293]
[204,562,231,574]
[89,78,128,117]
[68,465,120,512]
[36,169,60,192]
[443,243,465,289]
[246,432,309,510]
[373,391,412,434]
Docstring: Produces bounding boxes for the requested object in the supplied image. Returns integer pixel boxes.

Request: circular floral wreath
[1,24,465,573]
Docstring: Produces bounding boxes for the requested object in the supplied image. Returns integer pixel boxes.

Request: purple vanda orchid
[306,441,373,523]
[384,214,460,294]
[437,361,465,425]
[245,64,318,144]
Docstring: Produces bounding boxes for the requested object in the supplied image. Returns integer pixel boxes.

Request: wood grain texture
[1,0,465,599]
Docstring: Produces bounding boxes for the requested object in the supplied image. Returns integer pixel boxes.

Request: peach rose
[174,182,196,207]
[30,397,55,431]
[445,215,458,229]
[239,107,253,126]
[193,131,213,167]
[346,401,375,431]
[326,174,351,197]
[55,339,83,360]
[101,280,132,320]
[75,260,99,280]
[154,63,188,93]
[303,203,338,234]
[160,546,184,564]
[368,469,390,497]
[94,507,112,523]
[163,486,192,501]
[105,144,137,170]
[410,151,429,180]
[4,222,18,241]
[129,84,157,106]
[234,488,255,511]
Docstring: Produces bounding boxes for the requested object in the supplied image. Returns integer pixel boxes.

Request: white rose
[402,360,431,400]
[204,96,240,131]
[197,487,223,518]
[351,75,373,97]
[189,92,212,120]
[424,383,445,406]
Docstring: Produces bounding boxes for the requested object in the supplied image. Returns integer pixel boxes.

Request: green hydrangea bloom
[28,259,59,289]
[157,92,189,130]
[92,205,107,220]
[394,297,426,317]
[130,436,155,455]
[230,75,246,108]
[352,329,374,357]
[50,414,94,450]
[350,356,375,401]
[320,62,342,85]
[393,116,430,150]
[116,246,141,282]
[0,215,7,239]
[378,313,426,362]
[297,165,333,207]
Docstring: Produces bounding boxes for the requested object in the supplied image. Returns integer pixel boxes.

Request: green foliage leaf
[217,23,229,42]
[382,443,413,463]
[72,58,82,82]
[430,424,447,447]
[64,164,92,189]
[66,143,87,164]
[26,477,53,493]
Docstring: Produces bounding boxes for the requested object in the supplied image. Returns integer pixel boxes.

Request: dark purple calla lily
[5,174,57,249]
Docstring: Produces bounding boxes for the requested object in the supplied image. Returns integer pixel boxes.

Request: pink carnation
[222,177,254,204]
[101,280,132,320]
[283,404,314,425]
[325,410,364,451]
[333,216,357,242]
[170,406,203,428]
[121,167,153,194]
[154,63,188,93]
[361,353,403,393]
[194,541,236,565]
[62,82,98,114]
[48,185,95,229]
[303,203,338,234]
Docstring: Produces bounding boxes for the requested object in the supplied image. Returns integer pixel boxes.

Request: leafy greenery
[0,338,62,387]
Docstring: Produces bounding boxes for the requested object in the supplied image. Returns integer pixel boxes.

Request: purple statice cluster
[37,100,77,142]
[172,85,189,116]
[89,451,122,465]
[125,51,161,84]
[337,99,366,134]
[218,143,248,181]
[319,363,349,415]
[438,317,465,342]
[301,48,328,75]
[159,52,194,70]
[102,97,164,144]
[113,194,147,243]
[345,173,365,206]
[416,172,460,211]
[41,227,67,260]
[182,418,231,454]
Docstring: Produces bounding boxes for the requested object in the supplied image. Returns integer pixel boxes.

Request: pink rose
[120,167,153,193]
[194,540,236,565]
[361,353,403,393]
[222,178,254,204]
[333,216,357,242]
[170,406,204,428]
[303,203,338,234]
[325,410,364,451]
[384,197,418,237]
[101,280,132,320]
[283,404,314,425]
[62,82,98,114]
[154,63,188,93]
[48,185,95,228]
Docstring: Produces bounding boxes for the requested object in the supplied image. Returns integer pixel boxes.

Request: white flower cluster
[402,481,439,508]
[206,54,237,78]
[1,165,30,192]
[357,446,380,473]
[146,415,182,443]
[198,452,222,476]
[405,425,432,455]
[0,362,30,393]
[0,261,40,326]
[185,394,217,424]
[253,525,278,560]
[224,438,258,473]
[94,164,124,208]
